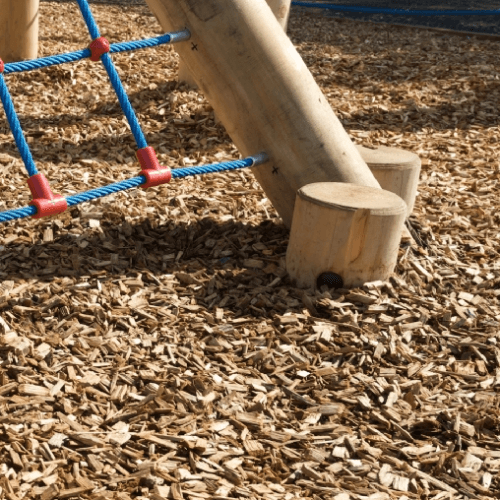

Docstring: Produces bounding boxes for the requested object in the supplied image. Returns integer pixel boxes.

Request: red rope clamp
[0,59,4,74]
[27,173,67,219]
[89,37,110,61]
[137,147,172,189]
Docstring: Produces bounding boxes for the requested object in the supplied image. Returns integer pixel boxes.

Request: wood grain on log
[286,182,406,288]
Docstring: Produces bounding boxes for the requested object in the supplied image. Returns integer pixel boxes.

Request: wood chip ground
[0,1,500,499]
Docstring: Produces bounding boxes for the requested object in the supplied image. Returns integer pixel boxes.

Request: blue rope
[0,206,37,223]
[5,49,90,75]
[291,2,500,15]
[0,154,269,224]
[100,53,148,149]
[0,74,38,176]
[171,154,267,179]
[110,30,190,54]
[3,31,191,75]
[66,176,144,206]
[76,0,148,149]
[75,0,101,39]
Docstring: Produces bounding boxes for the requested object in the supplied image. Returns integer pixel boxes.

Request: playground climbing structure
[0,0,268,224]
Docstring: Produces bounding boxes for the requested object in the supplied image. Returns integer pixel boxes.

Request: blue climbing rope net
[3,32,190,75]
[291,1,500,16]
[0,0,268,224]
[0,155,267,224]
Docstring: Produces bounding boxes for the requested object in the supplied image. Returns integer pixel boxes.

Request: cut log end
[286,182,407,289]
[357,145,421,218]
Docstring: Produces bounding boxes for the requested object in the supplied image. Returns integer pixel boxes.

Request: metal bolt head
[317,272,343,290]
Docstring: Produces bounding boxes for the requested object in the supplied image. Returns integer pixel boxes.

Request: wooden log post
[264,0,292,30]
[149,0,291,88]
[187,0,290,88]
[144,0,380,227]
[0,0,39,63]
[286,183,407,289]
[177,56,198,89]
[356,145,421,218]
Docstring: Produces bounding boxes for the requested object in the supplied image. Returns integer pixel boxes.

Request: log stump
[286,182,407,289]
[357,145,421,218]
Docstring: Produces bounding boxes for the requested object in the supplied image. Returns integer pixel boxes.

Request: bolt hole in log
[316,272,343,290]
[286,182,407,290]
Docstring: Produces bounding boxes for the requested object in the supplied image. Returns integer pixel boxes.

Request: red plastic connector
[137,147,172,189]
[27,173,67,219]
[0,59,4,73]
[89,37,110,61]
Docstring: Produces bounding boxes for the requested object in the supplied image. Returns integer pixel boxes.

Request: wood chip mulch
[0,2,499,500]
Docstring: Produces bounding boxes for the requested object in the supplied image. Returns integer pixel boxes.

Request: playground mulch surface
[1,2,500,500]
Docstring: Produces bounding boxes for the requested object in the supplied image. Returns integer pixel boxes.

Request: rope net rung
[0,154,269,224]
[3,30,191,75]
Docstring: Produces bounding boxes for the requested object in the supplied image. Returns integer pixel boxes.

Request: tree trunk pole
[148,0,291,88]
[0,0,39,63]
[144,0,379,227]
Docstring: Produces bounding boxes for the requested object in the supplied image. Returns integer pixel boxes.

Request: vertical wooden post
[356,145,421,218]
[144,0,379,227]
[148,0,291,88]
[0,0,39,63]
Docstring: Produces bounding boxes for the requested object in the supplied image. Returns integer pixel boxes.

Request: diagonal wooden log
[148,0,291,89]
[144,0,380,227]
[0,0,39,63]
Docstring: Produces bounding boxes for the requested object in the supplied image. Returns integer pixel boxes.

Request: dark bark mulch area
[295,1,500,36]
[44,0,500,36]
